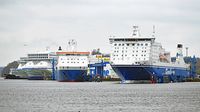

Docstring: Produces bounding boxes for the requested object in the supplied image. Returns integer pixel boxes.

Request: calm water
[0,79,200,112]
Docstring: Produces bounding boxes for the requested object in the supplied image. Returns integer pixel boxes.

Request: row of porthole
[112,58,146,60]
[61,61,85,64]
[59,67,86,69]
[60,58,86,61]
[28,54,48,56]
[114,50,147,53]
[113,54,148,57]
[114,47,148,49]
[114,43,149,46]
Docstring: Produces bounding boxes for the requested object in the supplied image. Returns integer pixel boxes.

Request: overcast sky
[0,0,200,66]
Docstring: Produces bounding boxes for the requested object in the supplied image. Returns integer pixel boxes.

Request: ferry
[56,47,90,82]
[109,26,194,83]
[17,51,56,79]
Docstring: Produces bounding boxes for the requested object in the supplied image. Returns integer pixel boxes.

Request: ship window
[127,44,129,46]
[114,44,117,46]
[122,44,124,46]
[142,51,143,52]
[133,51,134,52]
[136,51,138,52]
[119,44,121,46]
[137,43,140,46]
[136,55,138,56]
[144,58,146,60]
[145,43,148,46]
[141,55,143,56]
[141,44,143,46]
[132,55,134,56]
[122,55,123,56]
[125,55,127,56]
[132,43,135,46]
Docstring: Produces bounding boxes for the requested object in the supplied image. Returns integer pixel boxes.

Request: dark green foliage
[0,67,3,76]
[196,58,200,74]
[186,78,200,82]
[1,61,19,77]
[91,48,101,55]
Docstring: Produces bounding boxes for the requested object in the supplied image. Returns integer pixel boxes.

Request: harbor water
[0,79,200,112]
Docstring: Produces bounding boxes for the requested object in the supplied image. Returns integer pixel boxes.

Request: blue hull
[28,76,44,80]
[57,70,87,82]
[111,65,191,83]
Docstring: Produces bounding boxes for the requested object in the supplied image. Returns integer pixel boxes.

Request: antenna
[67,39,77,52]
[186,47,189,57]
[46,46,50,51]
[132,26,140,37]
[152,25,155,37]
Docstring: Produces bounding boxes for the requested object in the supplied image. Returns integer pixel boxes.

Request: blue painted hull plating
[57,70,87,82]
[111,65,191,83]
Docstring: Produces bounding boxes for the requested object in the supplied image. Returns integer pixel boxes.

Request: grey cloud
[0,0,200,66]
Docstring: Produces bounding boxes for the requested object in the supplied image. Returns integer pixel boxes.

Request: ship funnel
[58,46,62,51]
[176,44,185,64]
[177,44,183,49]
[176,44,183,57]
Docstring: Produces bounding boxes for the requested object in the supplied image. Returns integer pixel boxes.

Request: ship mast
[152,25,155,37]
[132,26,140,37]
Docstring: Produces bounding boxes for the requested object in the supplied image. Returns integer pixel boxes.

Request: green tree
[1,61,19,77]
[196,58,200,75]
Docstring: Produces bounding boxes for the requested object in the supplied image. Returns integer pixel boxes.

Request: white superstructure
[17,51,57,69]
[109,26,188,68]
[56,52,89,70]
